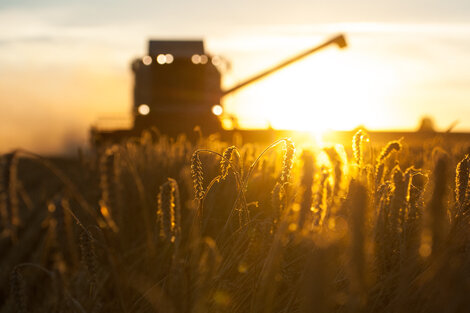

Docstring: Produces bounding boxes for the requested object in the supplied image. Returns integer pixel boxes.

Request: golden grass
[2,132,470,312]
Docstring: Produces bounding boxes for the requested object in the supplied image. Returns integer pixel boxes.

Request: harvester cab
[92,34,347,143]
[132,40,224,136]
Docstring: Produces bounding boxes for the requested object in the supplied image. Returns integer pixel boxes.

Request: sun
[224,47,400,135]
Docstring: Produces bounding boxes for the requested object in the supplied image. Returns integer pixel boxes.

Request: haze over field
[1,0,470,153]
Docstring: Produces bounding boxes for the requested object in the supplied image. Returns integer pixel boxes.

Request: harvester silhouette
[91,34,347,144]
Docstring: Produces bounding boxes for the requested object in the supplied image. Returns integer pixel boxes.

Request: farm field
[2,0,470,312]
[2,131,470,313]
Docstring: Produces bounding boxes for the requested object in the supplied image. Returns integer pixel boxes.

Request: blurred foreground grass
[1,131,470,313]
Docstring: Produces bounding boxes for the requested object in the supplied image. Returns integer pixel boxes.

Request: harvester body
[91,34,347,144]
[132,40,223,135]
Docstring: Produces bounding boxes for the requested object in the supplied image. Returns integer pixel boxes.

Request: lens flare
[157,54,166,65]
[142,55,152,65]
[138,104,150,115]
[191,54,201,64]
[212,104,223,116]
[165,54,174,64]
[200,55,208,64]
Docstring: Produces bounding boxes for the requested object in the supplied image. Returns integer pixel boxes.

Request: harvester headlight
[138,104,150,115]
[155,54,173,64]
[191,54,201,64]
[200,55,208,64]
[156,54,167,65]
[165,54,174,64]
[211,55,221,66]
[211,104,223,116]
[142,55,152,65]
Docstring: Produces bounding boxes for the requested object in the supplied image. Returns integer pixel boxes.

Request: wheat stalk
[378,140,401,163]
[10,266,27,313]
[455,154,470,210]
[422,152,449,258]
[1,152,19,239]
[220,146,239,180]
[157,178,181,243]
[324,145,344,198]
[352,129,365,166]
[79,230,98,296]
[190,152,205,201]
[98,146,121,231]
[280,139,295,185]
[298,150,314,230]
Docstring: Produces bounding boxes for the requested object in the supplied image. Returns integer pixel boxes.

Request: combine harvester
[91,34,347,145]
[91,34,469,147]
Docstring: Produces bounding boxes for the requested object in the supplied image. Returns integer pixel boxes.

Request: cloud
[0,36,55,46]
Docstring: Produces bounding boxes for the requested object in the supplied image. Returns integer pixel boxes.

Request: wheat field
[1,130,470,313]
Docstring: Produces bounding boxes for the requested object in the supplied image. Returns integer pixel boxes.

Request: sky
[1,0,470,153]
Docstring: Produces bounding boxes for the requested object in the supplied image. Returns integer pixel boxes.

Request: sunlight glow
[225,47,401,134]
